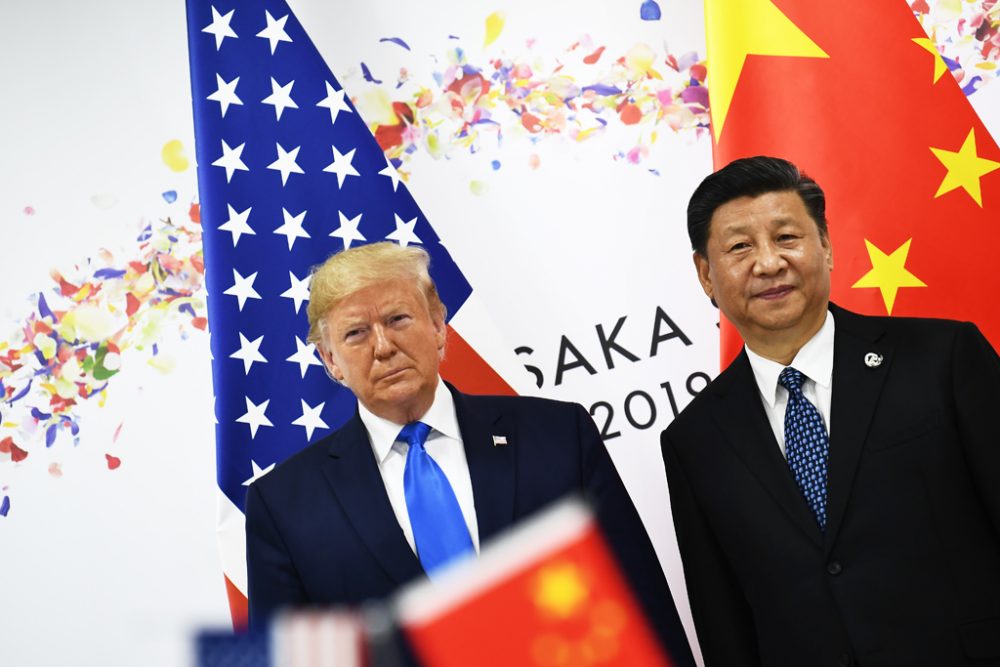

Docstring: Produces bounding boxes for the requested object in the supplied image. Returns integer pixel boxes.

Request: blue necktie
[400,421,474,575]
[779,367,830,531]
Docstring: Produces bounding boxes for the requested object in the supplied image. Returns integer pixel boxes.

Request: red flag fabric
[396,500,673,667]
[705,0,1000,366]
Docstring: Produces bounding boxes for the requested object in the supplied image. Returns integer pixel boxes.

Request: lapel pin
[492,435,508,447]
[864,352,883,368]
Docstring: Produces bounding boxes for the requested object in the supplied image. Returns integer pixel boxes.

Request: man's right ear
[318,346,343,383]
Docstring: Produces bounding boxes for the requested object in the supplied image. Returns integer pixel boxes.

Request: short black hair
[687,156,828,256]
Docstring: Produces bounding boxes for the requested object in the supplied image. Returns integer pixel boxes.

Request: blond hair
[306,242,446,350]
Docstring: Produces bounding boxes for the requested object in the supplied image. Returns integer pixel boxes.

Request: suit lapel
[824,305,891,551]
[320,413,424,585]
[450,385,515,545]
[712,351,824,546]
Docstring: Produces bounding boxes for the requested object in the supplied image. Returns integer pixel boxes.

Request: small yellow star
[912,38,948,84]
[852,239,927,314]
[533,562,589,619]
[705,0,828,142]
[929,127,1000,207]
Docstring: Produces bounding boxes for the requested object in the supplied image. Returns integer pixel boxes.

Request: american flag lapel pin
[492,435,508,447]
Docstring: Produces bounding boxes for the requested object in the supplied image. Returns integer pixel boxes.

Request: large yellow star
[533,562,589,619]
[851,239,926,314]
[912,38,948,84]
[929,127,1000,207]
[705,0,828,142]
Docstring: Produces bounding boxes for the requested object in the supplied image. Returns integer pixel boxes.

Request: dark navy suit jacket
[663,305,1000,667]
[246,384,695,666]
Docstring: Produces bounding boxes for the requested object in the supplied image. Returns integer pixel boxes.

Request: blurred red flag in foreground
[396,500,673,667]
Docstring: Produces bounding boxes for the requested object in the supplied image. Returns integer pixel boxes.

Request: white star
[386,214,422,247]
[212,139,249,183]
[202,6,237,50]
[236,397,273,439]
[281,271,311,313]
[379,161,402,192]
[217,204,255,246]
[317,82,352,125]
[257,10,292,54]
[261,77,298,120]
[287,337,323,378]
[242,459,276,486]
[329,211,365,249]
[223,269,262,311]
[230,332,268,374]
[207,74,242,117]
[323,146,360,188]
[267,143,304,186]
[292,399,329,441]
[274,208,309,250]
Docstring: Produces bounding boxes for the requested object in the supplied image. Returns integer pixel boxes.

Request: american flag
[186,0,510,626]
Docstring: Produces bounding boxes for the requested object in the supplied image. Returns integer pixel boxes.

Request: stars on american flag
[230,333,268,374]
[190,0,471,513]
[207,74,242,116]
[317,82,352,125]
[223,269,262,311]
[387,214,422,247]
[261,77,298,120]
[257,10,292,54]
[202,6,237,50]
[237,397,273,439]
[330,211,365,249]
[323,146,360,187]
[287,337,323,378]
[274,208,310,250]
[267,143,304,185]
[218,204,255,245]
[213,140,248,182]
[281,272,311,313]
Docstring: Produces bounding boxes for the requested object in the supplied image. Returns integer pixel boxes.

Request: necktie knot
[398,421,432,449]
[779,366,805,394]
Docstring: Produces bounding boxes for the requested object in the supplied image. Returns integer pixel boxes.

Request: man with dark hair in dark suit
[246,241,695,666]
[662,155,1000,666]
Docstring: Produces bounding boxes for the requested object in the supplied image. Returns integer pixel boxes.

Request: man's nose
[753,242,787,275]
[372,324,396,359]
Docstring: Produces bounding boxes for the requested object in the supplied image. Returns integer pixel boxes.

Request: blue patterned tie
[778,367,829,531]
[400,421,474,576]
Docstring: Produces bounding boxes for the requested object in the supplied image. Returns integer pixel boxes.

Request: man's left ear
[433,312,447,355]
[823,234,834,270]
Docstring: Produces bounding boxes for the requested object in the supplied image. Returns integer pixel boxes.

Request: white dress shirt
[357,378,480,554]
[745,310,835,457]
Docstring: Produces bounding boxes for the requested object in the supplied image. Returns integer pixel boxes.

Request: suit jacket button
[837,653,854,667]
[827,561,843,575]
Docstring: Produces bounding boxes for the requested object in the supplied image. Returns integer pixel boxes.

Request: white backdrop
[3,1,998,665]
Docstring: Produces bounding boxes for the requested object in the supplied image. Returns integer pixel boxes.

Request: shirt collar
[745,309,835,408]
[358,378,461,465]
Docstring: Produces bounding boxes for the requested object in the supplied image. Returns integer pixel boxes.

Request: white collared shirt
[357,378,480,554]
[745,310,835,457]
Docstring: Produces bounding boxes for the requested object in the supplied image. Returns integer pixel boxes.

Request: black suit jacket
[247,384,695,666]
[662,304,1000,667]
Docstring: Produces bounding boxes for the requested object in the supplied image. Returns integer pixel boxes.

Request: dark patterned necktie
[778,367,830,531]
[399,421,474,575]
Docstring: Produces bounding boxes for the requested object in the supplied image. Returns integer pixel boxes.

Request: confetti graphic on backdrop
[344,30,711,180]
[913,0,1000,94]
[0,194,207,515]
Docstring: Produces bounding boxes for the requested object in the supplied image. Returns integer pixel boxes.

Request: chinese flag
[396,501,673,667]
[706,0,1000,365]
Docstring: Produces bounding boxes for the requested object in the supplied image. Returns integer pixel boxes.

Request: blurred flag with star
[396,499,675,667]
[704,0,1000,365]
[186,0,517,629]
